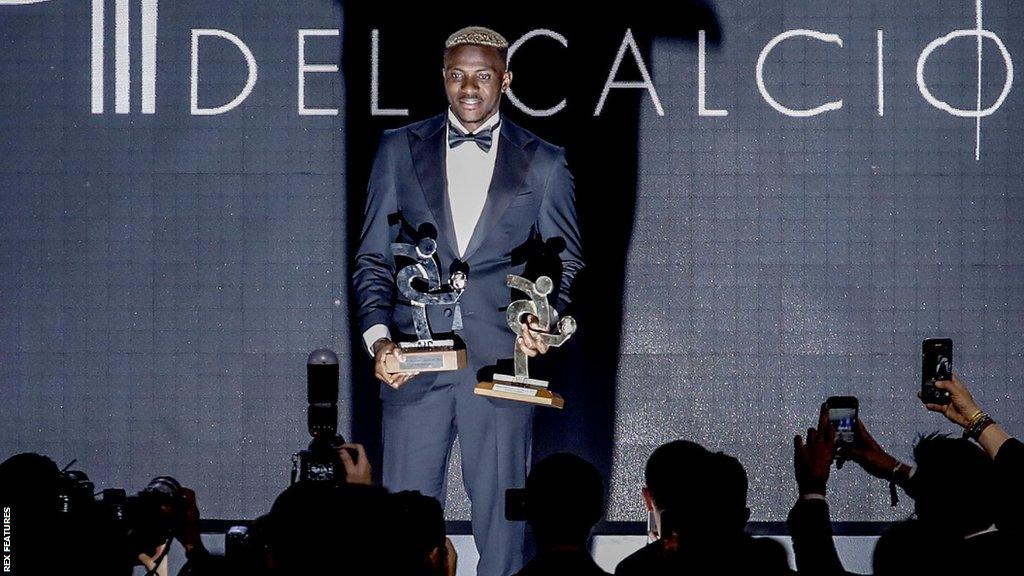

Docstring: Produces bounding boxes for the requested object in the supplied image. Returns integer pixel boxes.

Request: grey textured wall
[611,0,1024,521]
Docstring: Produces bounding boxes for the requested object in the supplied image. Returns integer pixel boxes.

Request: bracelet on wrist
[965,409,986,430]
[887,462,909,507]
[800,479,827,497]
[888,462,912,483]
[963,413,995,441]
[888,462,903,481]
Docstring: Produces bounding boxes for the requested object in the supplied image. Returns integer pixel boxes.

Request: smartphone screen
[828,407,857,445]
[921,338,953,404]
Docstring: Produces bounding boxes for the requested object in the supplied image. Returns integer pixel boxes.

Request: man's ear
[642,486,655,512]
[502,70,513,92]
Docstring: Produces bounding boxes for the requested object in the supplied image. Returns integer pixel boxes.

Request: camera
[293,434,349,483]
[291,349,358,483]
[55,463,95,516]
[93,475,183,571]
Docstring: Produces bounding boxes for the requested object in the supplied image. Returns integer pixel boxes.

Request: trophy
[474,275,576,408]
[385,238,468,374]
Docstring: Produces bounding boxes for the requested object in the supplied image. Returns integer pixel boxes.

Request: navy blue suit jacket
[353,113,583,404]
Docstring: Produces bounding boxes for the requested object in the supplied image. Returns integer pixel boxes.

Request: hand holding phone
[793,404,836,495]
[921,372,981,428]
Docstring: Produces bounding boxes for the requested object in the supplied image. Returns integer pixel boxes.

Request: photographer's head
[524,453,605,549]
[0,452,60,513]
[910,433,996,537]
[643,441,751,542]
[1,453,102,572]
[698,451,751,537]
[873,520,952,576]
[642,440,708,536]
[388,491,448,576]
[267,480,389,575]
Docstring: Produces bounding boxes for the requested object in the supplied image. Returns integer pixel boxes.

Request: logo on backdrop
[88,0,160,114]
[0,0,1016,160]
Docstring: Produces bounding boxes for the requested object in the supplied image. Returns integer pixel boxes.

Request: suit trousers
[382,369,534,576]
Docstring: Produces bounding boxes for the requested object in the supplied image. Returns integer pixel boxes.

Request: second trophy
[474,274,576,408]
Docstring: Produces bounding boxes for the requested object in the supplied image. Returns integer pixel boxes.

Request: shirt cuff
[362,324,392,357]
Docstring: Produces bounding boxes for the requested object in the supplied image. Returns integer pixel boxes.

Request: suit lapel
[461,120,534,262]
[409,114,459,259]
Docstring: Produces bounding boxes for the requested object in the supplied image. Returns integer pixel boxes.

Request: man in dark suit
[352,26,583,576]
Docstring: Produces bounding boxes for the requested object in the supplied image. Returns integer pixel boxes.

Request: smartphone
[505,488,528,521]
[921,338,953,405]
[826,396,858,464]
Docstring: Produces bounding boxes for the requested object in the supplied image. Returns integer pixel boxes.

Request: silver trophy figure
[474,274,576,408]
[386,238,468,373]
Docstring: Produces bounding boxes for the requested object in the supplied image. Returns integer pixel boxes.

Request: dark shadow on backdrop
[340,0,722,497]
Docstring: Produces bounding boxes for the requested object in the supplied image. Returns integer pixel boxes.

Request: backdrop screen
[1,0,1021,524]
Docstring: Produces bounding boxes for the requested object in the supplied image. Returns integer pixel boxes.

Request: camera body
[55,467,95,516]
[93,476,183,570]
[292,434,348,483]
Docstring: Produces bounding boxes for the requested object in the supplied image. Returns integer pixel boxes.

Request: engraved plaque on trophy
[474,275,576,409]
[385,238,468,374]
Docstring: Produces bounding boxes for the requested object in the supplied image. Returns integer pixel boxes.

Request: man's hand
[921,371,1011,457]
[373,338,419,389]
[919,371,981,429]
[173,487,208,558]
[138,542,169,576]
[518,314,550,358]
[340,443,372,485]
[849,419,900,480]
[794,404,836,496]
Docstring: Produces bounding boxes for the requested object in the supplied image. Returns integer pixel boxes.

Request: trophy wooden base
[385,343,467,374]
[474,374,565,409]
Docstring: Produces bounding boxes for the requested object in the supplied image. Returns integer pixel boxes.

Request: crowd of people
[2,374,1020,575]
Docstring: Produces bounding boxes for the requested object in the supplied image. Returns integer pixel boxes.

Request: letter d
[191,29,258,116]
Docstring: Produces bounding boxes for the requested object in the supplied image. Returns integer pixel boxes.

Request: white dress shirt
[445,108,501,256]
[362,109,502,355]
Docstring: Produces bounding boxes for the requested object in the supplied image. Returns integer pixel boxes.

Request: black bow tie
[448,120,500,152]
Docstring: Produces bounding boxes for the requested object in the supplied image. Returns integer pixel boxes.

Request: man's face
[443,44,511,133]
